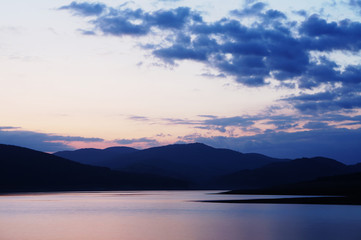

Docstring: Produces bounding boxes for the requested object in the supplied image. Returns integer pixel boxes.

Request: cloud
[266,118,299,130]
[59,2,107,16]
[115,137,159,145]
[0,126,19,130]
[350,0,361,6]
[187,127,361,164]
[149,113,361,134]
[60,5,203,37]
[0,127,104,152]
[303,121,331,129]
[60,1,361,114]
[128,115,150,121]
[158,115,259,133]
[349,0,361,13]
[230,2,267,18]
[202,116,256,129]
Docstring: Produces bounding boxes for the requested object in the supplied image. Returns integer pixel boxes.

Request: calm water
[0,191,360,240]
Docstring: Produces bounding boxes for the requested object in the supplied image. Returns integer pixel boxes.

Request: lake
[0,191,360,240]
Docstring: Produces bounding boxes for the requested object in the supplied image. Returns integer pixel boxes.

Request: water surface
[0,191,360,240]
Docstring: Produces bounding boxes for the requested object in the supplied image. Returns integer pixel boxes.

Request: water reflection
[0,191,360,240]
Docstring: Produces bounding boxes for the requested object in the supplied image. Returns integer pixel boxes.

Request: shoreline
[200,196,361,205]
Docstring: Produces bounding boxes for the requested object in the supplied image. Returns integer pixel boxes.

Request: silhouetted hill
[214,157,349,189]
[225,171,361,197]
[108,143,285,184]
[348,162,361,172]
[54,146,138,166]
[0,144,188,192]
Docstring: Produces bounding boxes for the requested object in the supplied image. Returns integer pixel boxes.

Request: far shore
[200,196,361,205]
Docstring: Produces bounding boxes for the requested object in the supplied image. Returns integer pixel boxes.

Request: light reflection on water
[0,191,360,240]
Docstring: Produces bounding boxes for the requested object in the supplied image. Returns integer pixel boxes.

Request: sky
[1,0,361,164]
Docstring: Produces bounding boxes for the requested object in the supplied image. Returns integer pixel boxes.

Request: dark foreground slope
[0,144,188,192]
[224,172,361,196]
[214,157,348,189]
[208,172,361,205]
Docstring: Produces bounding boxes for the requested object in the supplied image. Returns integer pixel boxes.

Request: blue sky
[1,0,361,164]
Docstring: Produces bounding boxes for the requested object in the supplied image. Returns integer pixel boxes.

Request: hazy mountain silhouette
[55,146,138,167]
[55,143,286,185]
[213,157,350,189]
[2,143,361,192]
[0,144,188,192]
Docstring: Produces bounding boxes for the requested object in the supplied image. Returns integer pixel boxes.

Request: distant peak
[104,146,137,150]
[188,142,208,146]
[174,142,213,149]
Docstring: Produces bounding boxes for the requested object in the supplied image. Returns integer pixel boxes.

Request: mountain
[54,146,138,166]
[274,171,361,196]
[214,157,349,189]
[225,171,361,197]
[0,144,188,192]
[55,143,286,185]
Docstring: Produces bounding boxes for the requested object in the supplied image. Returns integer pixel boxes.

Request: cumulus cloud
[60,1,361,114]
[0,127,104,152]
[58,2,106,16]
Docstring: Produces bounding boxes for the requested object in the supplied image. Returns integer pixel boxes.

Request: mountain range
[55,143,286,185]
[0,144,188,192]
[1,142,361,192]
[213,157,361,189]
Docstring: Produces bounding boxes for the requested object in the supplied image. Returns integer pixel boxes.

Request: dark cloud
[148,7,201,29]
[303,121,331,129]
[161,117,199,125]
[286,87,361,113]
[128,115,150,121]
[349,0,361,7]
[93,9,150,36]
[203,116,256,128]
[59,2,106,16]
[61,5,202,37]
[153,44,208,63]
[294,10,307,17]
[190,128,361,164]
[201,116,263,133]
[60,2,361,113]
[300,15,361,52]
[161,113,361,134]
[158,115,259,133]
[79,30,96,35]
[231,2,286,22]
[350,0,361,6]
[349,0,361,13]
[0,128,104,152]
[230,2,267,18]
[0,126,19,130]
[266,118,299,130]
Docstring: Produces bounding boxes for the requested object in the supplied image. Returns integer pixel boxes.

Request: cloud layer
[0,128,103,152]
[51,1,361,164]
[60,1,361,115]
[189,127,361,164]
